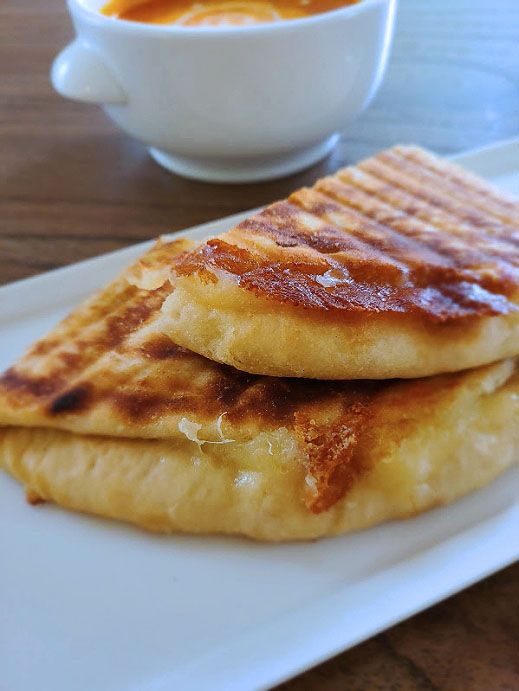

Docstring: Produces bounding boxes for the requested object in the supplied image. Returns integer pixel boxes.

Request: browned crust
[0,239,387,435]
[2,209,517,517]
[172,146,519,324]
[295,401,371,513]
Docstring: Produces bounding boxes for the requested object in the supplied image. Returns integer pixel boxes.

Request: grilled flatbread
[0,240,517,540]
[158,146,519,379]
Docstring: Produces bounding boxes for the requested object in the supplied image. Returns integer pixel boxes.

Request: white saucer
[149,134,339,183]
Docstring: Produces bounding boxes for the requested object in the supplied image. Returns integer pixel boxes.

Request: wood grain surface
[1,0,518,688]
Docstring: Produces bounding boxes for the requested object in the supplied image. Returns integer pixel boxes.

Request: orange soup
[101,0,359,27]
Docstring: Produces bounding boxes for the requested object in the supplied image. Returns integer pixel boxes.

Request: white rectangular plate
[1,140,518,691]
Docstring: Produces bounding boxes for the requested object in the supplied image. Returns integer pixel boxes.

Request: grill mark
[140,335,192,360]
[4,283,163,404]
[208,364,257,409]
[222,377,335,425]
[380,149,511,219]
[310,184,516,296]
[57,350,85,371]
[111,391,199,421]
[239,259,492,319]
[215,371,389,426]
[3,351,368,428]
[436,281,514,315]
[3,366,366,428]
[50,384,93,414]
[47,281,138,358]
[288,190,414,282]
[31,338,60,357]
[394,146,519,226]
[300,184,461,274]
[0,368,60,398]
[103,298,160,350]
[359,155,519,244]
[174,238,258,279]
[45,289,168,384]
[339,164,519,251]
[39,377,220,424]
[334,168,519,269]
[239,203,365,255]
[240,200,383,258]
[178,238,515,321]
[277,191,487,285]
[238,200,410,286]
[368,152,511,233]
[294,188,503,290]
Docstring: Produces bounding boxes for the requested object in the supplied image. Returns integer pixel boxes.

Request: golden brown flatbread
[157,145,519,379]
[0,240,517,540]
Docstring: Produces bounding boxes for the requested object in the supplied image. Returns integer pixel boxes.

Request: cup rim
[70,0,393,37]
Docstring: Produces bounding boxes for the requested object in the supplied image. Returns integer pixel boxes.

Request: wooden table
[1,0,518,688]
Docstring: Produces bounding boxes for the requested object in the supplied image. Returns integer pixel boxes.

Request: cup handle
[51,40,127,105]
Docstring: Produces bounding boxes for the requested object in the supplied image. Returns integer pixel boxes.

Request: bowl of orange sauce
[102,0,362,27]
[51,0,396,182]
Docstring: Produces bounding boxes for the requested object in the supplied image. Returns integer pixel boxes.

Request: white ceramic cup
[51,0,396,182]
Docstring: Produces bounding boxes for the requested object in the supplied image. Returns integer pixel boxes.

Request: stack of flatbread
[1,146,517,540]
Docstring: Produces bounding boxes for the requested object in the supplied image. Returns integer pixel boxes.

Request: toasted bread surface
[2,361,518,540]
[160,146,519,378]
[0,241,517,539]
